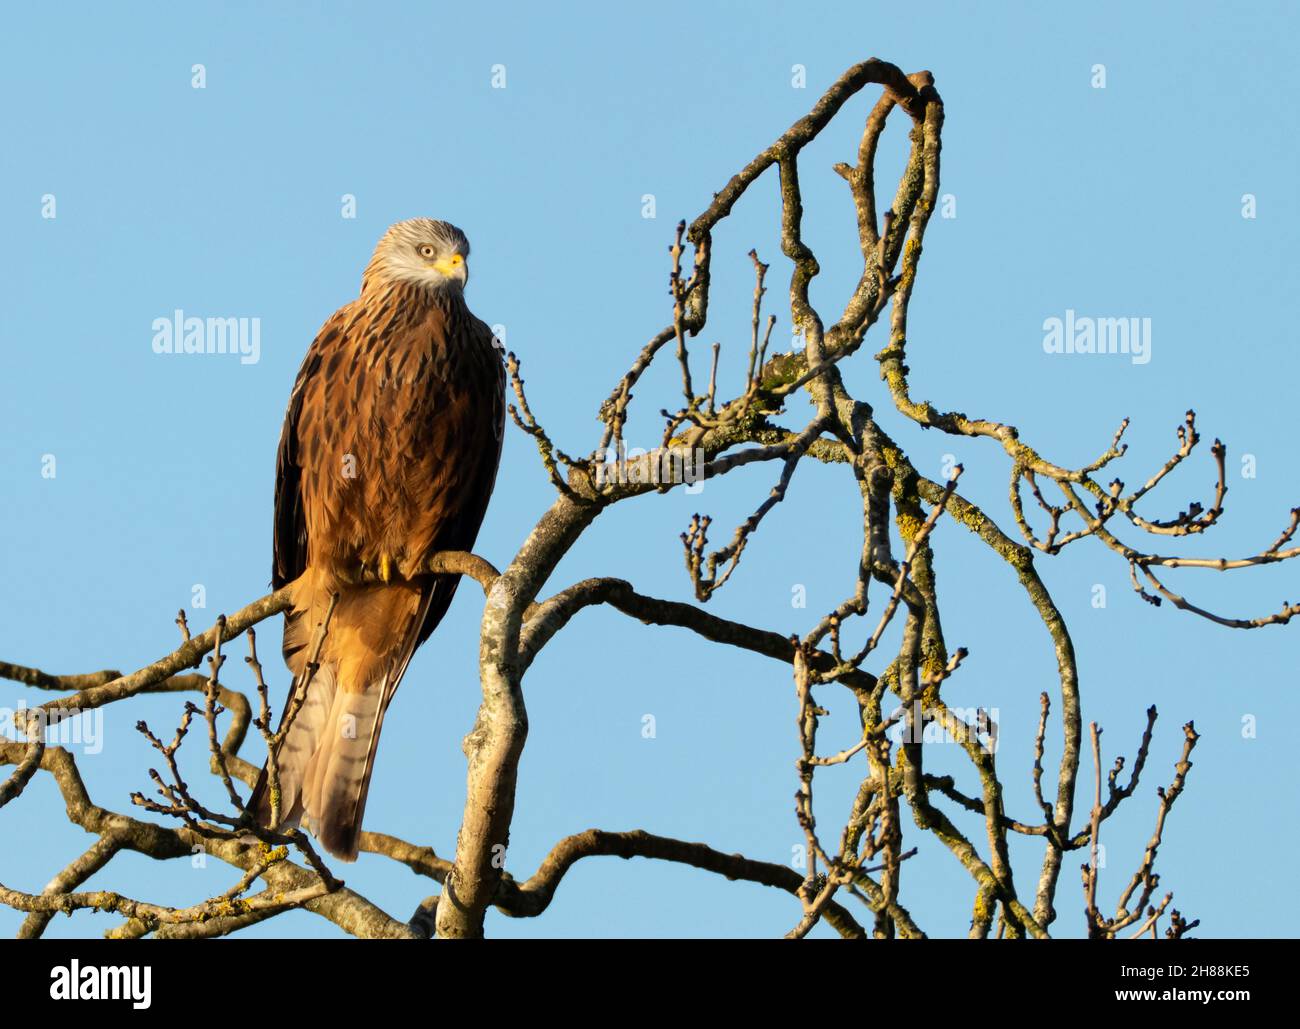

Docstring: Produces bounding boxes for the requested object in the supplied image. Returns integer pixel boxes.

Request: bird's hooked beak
[433,253,468,288]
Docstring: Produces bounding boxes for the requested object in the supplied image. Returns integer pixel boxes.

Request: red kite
[250,219,505,860]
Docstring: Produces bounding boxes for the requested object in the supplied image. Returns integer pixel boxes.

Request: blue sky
[2,1,1297,938]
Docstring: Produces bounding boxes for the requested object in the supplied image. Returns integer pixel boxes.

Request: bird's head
[363,218,470,295]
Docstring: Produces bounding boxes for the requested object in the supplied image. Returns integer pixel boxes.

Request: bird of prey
[249,218,505,861]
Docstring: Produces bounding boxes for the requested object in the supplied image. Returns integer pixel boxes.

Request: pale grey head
[363,218,471,294]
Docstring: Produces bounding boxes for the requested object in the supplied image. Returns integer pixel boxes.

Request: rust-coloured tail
[250,573,430,861]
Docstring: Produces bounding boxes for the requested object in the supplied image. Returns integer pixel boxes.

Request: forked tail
[249,574,429,861]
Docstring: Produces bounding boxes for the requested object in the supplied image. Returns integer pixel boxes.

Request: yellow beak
[433,254,467,284]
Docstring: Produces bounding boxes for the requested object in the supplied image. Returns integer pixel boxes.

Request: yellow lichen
[896,513,924,542]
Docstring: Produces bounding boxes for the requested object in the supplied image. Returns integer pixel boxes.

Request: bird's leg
[333,556,368,587]
[339,554,394,585]
[397,552,428,581]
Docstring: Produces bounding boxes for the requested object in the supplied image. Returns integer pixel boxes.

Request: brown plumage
[249,218,504,860]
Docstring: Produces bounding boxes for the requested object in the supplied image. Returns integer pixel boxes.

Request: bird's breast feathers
[294,289,503,579]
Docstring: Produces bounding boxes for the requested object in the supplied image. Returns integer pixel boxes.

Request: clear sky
[2,1,1297,938]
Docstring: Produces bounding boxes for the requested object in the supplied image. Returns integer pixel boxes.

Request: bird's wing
[413,318,506,647]
[273,324,331,591]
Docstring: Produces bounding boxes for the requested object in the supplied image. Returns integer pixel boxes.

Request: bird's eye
[418,244,436,259]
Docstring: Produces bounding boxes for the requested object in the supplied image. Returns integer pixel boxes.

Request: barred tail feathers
[251,574,429,861]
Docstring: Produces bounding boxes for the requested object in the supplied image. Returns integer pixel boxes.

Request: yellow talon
[379,554,392,583]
